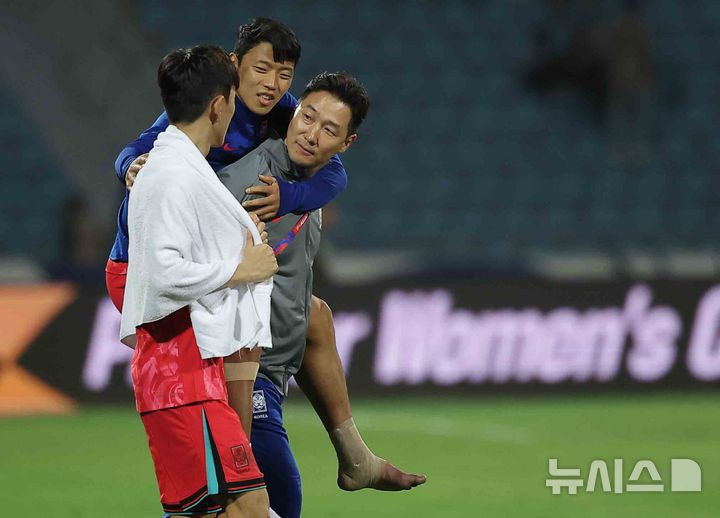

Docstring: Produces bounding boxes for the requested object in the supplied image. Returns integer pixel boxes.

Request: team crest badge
[231,445,249,469]
[252,390,267,414]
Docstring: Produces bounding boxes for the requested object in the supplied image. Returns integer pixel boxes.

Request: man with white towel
[119,45,277,518]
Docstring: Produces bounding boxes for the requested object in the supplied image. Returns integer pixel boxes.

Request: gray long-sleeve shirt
[218,137,321,394]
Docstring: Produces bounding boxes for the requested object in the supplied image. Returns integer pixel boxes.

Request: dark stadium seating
[128,1,720,264]
[0,93,70,262]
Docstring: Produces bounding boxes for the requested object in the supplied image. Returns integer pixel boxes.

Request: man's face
[212,87,237,147]
[285,91,357,173]
[234,42,294,115]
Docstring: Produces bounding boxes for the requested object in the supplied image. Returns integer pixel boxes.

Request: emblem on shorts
[252,390,267,414]
[231,445,249,469]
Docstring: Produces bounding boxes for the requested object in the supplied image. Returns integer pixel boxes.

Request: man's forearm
[275,155,347,216]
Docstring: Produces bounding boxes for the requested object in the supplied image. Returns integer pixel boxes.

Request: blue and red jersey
[110,92,347,261]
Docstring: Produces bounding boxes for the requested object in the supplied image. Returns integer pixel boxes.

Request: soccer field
[1,393,718,517]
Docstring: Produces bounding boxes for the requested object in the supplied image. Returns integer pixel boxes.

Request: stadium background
[1,0,718,516]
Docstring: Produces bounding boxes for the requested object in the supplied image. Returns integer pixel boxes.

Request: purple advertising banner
[15,280,720,404]
[322,281,720,395]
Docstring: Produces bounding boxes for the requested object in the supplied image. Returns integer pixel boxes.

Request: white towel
[119,125,272,358]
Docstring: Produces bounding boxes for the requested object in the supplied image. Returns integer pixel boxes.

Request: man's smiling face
[234,42,294,115]
[285,91,357,174]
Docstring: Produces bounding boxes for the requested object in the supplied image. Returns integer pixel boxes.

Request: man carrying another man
[219,71,424,518]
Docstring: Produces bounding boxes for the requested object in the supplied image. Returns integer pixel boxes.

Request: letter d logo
[671,459,701,492]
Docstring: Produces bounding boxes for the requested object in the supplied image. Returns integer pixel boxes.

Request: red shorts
[141,400,265,515]
[105,259,127,312]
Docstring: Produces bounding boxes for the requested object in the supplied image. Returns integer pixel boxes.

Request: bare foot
[371,460,427,491]
[338,457,427,491]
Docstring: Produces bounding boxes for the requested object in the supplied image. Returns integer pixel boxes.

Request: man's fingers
[127,154,148,184]
[251,206,276,221]
[243,217,267,247]
[132,154,149,168]
[244,201,278,221]
[242,198,264,209]
[126,170,137,190]
[258,174,277,186]
[245,184,274,196]
[242,196,273,209]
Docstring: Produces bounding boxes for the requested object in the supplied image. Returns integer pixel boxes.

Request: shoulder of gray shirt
[217,141,276,203]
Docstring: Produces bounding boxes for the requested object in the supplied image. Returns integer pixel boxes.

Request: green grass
[1,393,718,517]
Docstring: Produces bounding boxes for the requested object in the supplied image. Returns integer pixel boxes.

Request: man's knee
[307,295,335,350]
[223,488,269,518]
[308,296,334,347]
[310,295,332,322]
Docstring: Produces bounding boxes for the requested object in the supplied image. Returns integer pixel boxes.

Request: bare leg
[225,347,262,439]
[295,296,427,491]
[294,295,351,430]
[216,488,269,518]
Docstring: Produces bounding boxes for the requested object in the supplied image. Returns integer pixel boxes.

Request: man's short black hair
[233,17,301,65]
[158,45,239,124]
[300,72,370,136]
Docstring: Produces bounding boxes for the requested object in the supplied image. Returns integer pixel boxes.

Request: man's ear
[339,133,358,153]
[230,52,241,80]
[208,94,225,124]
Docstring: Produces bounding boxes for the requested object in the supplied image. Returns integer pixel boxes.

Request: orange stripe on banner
[0,366,77,415]
[0,283,78,415]
[0,283,77,361]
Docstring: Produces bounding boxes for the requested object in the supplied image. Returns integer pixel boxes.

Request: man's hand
[126,153,149,190]
[229,228,277,284]
[242,174,280,221]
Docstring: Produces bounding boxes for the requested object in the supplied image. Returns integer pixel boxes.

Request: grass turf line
[0,393,718,517]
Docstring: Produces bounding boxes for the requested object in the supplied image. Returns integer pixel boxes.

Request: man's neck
[236,94,263,120]
[282,139,327,178]
[175,121,214,157]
